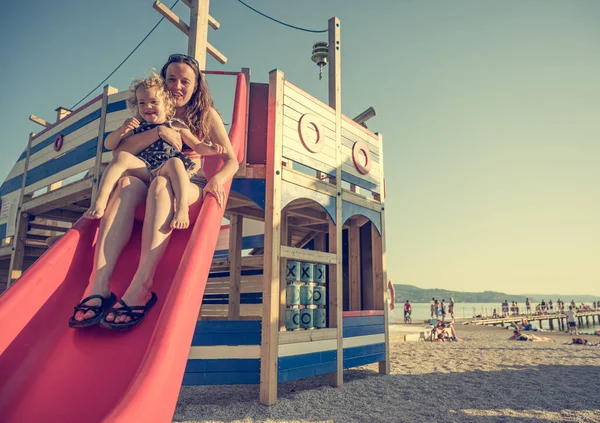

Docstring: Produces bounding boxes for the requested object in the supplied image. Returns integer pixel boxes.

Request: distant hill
[393,284,599,304]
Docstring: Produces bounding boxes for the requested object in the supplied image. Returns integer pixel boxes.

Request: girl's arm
[104,118,139,151]
[202,107,239,207]
[179,128,226,156]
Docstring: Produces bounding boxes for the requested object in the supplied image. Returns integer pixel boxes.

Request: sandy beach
[174,324,600,423]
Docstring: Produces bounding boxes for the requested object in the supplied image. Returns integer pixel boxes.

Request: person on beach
[430,298,436,318]
[526,297,531,315]
[540,299,546,312]
[440,299,446,321]
[448,297,455,321]
[84,72,225,230]
[403,300,412,322]
[509,330,551,342]
[69,54,238,330]
[548,299,553,312]
[566,305,578,336]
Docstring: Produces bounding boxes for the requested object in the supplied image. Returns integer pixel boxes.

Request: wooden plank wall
[0,90,130,238]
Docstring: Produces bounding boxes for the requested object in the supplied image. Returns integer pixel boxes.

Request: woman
[70,54,238,329]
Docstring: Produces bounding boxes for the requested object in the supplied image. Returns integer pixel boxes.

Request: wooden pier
[465,311,600,331]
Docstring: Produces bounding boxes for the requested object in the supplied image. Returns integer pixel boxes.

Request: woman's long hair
[161,55,214,141]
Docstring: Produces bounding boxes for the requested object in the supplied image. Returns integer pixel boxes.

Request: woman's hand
[203,176,226,208]
[157,126,183,151]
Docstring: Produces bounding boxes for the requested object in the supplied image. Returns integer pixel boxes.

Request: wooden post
[188,0,210,68]
[348,218,361,310]
[549,318,554,330]
[91,85,118,201]
[377,133,390,375]
[259,69,284,406]
[278,209,288,330]
[227,214,243,319]
[7,133,34,287]
[327,16,343,388]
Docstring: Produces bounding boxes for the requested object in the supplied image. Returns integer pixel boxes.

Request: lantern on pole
[311,42,328,80]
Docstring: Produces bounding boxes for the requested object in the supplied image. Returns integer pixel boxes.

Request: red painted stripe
[342,310,384,317]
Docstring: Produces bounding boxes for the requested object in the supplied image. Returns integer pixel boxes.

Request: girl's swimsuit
[133,121,198,177]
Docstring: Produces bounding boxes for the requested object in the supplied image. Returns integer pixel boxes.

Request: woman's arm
[113,125,182,156]
[203,107,239,207]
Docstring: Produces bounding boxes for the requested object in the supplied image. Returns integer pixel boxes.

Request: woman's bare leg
[74,176,148,321]
[107,176,202,323]
[84,151,148,219]
[157,158,191,229]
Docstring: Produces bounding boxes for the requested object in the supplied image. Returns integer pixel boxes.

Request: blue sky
[1,1,599,296]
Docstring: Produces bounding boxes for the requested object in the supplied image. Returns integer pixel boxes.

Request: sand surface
[174,324,600,423]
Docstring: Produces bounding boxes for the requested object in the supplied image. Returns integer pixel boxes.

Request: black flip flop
[69,293,117,328]
[99,292,158,331]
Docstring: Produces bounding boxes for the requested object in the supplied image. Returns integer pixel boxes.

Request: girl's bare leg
[84,151,148,219]
[74,176,148,321]
[106,175,202,323]
[157,158,191,229]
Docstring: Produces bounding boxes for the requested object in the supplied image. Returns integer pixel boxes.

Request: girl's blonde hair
[127,71,175,120]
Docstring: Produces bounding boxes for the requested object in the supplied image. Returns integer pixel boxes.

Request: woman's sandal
[68,293,117,328]
[99,292,158,331]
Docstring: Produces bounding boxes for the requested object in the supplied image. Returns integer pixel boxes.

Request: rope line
[70,0,181,109]
[236,0,327,33]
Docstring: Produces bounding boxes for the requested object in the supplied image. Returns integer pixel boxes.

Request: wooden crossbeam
[287,207,328,222]
[280,246,337,264]
[154,1,227,64]
[227,206,264,221]
[29,114,50,128]
[22,177,93,215]
[180,0,220,29]
[294,231,318,249]
[37,209,82,223]
[28,223,69,233]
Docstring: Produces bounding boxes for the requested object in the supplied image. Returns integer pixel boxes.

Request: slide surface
[0,73,247,423]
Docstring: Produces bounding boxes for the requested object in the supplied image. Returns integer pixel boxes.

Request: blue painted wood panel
[278,361,337,384]
[182,372,259,385]
[191,332,261,346]
[343,324,385,338]
[343,343,385,359]
[231,178,266,210]
[185,358,260,373]
[343,315,384,327]
[341,170,380,193]
[202,292,262,305]
[0,134,111,196]
[341,200,382,235]
[278,350,337,371]
[194,320,261,335]
[343,353,386,369]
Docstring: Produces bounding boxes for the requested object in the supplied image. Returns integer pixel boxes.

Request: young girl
[84,72,224,229]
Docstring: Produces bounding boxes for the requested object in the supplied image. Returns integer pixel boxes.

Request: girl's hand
[158,126,183,151]
[121,118,140,133]
[207,142,226,155]
[203,176,226,208]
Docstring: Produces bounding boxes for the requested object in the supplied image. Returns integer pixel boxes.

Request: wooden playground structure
[0,0,390,406]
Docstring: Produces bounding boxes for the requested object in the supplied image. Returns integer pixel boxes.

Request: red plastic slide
[0,73,247,423]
